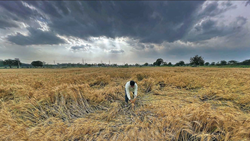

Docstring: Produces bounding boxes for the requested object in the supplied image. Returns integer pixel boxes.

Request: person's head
[130,80,135,87]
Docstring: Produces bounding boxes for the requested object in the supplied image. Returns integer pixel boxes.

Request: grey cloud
[7,28,65,45]
[27,1,63,19]
[221,1,233,7]
[136,44,145,50]
[128,42,143,50]
[109,49,124,54]
[199,2,236,17]
[0,1,46,30]
[200,2,219,17]
[182,2,239,42]
[234,16,247,28]
[0,19,18,29]
[246,0,250,6]
[127,39,155,50]
[70,44,91,51]
[0,1,42,21]
[134,44,155,50]
[147,45,155,48]
[71,46,83,50]
[186,16,247,42]
[0,1,34,20]
[194,19,217,33]
[201,20,216,30]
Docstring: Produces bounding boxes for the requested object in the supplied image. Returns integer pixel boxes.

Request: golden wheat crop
[0,67,250,141]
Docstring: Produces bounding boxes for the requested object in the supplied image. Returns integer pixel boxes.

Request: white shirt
[125,81,138,100]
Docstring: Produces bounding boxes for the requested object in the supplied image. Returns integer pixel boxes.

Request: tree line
[0,59,21,68]
[0,59,117,68]
[0,59,44,68]
[1,55,250,68]
[151,55,250,67]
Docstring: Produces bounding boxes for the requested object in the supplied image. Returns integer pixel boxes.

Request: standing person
[125,80,138,107]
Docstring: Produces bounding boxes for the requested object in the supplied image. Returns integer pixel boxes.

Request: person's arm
[125,82,131,100]
[134,83,138,98]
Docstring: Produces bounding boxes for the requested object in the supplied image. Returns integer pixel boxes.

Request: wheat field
[0,67,250,141]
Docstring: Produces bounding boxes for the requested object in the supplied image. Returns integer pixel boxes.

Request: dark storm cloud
[0,1,48,32]
[24,1,208,43]
[0,1,42,22]
[7,28,65,45]
[0,1,244,45]
[187,16,247,42]
[26,1,63,19]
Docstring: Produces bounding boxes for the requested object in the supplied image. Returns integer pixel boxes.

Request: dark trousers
[125,89,134,103]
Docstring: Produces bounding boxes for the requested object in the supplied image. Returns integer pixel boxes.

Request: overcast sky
[0,1,250,64]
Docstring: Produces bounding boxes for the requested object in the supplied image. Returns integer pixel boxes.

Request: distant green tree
[162,62,168,66]
[205,62,210,66]
[76,63,82,67]
[31,61,43,67]
[153,58,164,66]
[242,59,250,65]
[135,63,140,66]
[190,55,205,66]
[179,61,185,66]
[168,62,172,66]
[175,61,185,66]
[228,60,238,65]
[211,62,215,66]
[216,62,220,66]
[3,59,21,68]
[220,60,227,65]
[144,62,148,66]
[0,60,3,66]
